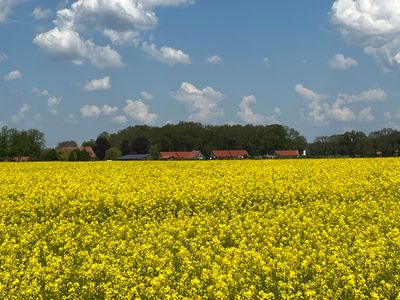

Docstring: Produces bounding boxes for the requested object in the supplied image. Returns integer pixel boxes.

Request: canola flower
[1,159,400,299]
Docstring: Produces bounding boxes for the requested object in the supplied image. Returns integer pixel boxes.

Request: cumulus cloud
[329,54,358,70]
[141,91,154,100]
[0,52,7,62]
[170,82,224,122]
[80,104,119,118]
[207,55,222,65]
[112,115,128,124]
[295,84,386,124]
[143,42,191,65]
[11,104,30,123]
[65,114,79,124]
[32,7,53,20]
[33,0,195,67]
[102,105,119,115]
[84,76,111,92]
[237,95,281,124]
[4,70,22,81]
[237,95,264,124]
[80,105,102,118]
[0,0,23,24]
[140,0,195,9]
[33,28,124,68]
[123,99,158,124]
[331,0,400,69]
[34,87,63,115]
[48,96,62,108]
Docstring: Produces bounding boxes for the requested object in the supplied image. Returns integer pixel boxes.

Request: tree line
[1,123,400,161]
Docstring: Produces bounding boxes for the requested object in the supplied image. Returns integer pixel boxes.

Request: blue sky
[1,0,400,146]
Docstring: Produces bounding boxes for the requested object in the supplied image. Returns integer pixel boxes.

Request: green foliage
[68,149,89,161]
[105,147,122,160]
[94,136,111,161]
[0,127,45,160]
[44,149,59,161]
[108,122,307,157]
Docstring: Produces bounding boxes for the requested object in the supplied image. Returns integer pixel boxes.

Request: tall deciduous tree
[131,137,150,154]
[94,136,111,160]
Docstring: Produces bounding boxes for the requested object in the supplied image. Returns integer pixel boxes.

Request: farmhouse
[57,147,97,159]
[211,150,249,159]
[160,151,205,160]
[7,156,31,162]
[273,150,300,158]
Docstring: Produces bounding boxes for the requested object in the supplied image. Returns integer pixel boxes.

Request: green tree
[57,140,78,148]
[105,147,122,160]
[131,137,150,154]
[94,136,111,160]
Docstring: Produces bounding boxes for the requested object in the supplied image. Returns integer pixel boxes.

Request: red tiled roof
[160,151,203,160]
[274,150,299,157]
[57,146,97,159]
[212,150,249,158]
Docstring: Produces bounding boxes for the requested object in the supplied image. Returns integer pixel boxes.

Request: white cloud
[0,0,23,24]
[336,88,387,103]
[48,96,62,108]
[33,28,124,68]
[237,95,264,124]
[384,111,400,123]
[207,55,222,65]
[11,104,30,123]
[33,0,195,66]
[237,95,281,125]
[329,54,358,70]
[331,0,400,69]
[143,42,191,65]
[358,107,375,122]
[80,103,119,118]
[295,84,386,124]
[65,114,79,124]
[84,76,111,92]
[102,105,118,115]
[141,91,154,100]
[4,70,22,81]
[34,113,43,122]
[140,0,195,9]
[112,115,128,124]
[32,7,53,20]
[34,87,63,114]
[123,99,158,124]
[0,52,7,62]
[80,105,102,118]
[262,57,269,65]
[170,82,224,122]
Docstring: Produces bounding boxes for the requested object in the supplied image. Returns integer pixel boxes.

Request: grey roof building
[116,154,152,161]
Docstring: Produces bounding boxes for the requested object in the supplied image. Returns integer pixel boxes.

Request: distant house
[116,154,152,161]
[273,150,300,158]
[211,150,250,159]
[160,151,205,160]
[57,146,97,159]
[7,156,31,162]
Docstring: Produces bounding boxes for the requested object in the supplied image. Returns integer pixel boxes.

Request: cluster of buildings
[117,149,303,161]
[6,146,303,162]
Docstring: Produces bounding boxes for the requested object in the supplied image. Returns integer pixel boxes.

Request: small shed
[116,154,152,161]
[273,150,300,158]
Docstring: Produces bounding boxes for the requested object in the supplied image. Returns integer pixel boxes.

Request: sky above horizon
[1,0,400,147]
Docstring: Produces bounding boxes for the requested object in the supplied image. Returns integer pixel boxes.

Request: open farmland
[1,159,400,299]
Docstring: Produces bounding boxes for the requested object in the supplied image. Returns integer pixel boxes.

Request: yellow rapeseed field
[1,159,400,299]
